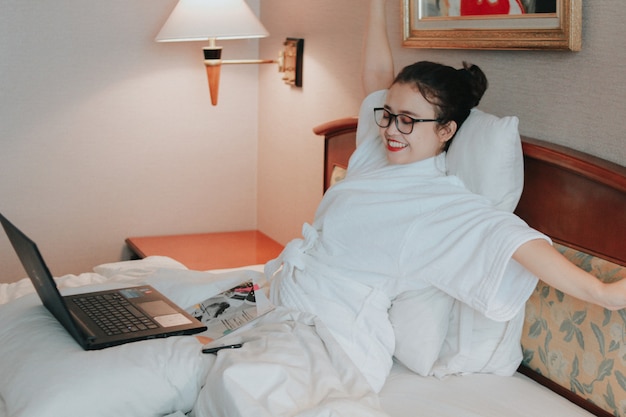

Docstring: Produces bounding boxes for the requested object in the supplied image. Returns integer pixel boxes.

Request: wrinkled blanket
[0,257,385,417]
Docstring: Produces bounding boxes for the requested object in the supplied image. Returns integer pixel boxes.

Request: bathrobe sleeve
[399,191,549,322]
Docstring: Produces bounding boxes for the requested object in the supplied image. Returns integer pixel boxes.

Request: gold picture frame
[403,0,582,51]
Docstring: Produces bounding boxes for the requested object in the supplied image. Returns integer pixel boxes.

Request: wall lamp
[156,0,303,106]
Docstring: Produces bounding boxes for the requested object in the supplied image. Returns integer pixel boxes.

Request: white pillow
[392,293,524,379]
[446,108,523,212]
[390,288,455,375]
[433,302,525,378]
[358,90,524,212]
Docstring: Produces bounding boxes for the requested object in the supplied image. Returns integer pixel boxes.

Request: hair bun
[461,62,488,107]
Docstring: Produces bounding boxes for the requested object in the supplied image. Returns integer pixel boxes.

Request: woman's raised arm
[362,0,395,95]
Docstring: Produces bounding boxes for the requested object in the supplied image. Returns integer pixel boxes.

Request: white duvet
[0,256,384,417]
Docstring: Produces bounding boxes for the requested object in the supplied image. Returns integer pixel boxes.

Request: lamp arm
[221,59,277,65]
[199,38,302,105]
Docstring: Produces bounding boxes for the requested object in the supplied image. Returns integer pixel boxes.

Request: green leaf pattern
[521,244,626,416]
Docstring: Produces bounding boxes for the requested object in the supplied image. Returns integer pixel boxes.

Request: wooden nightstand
[125,230,284,271]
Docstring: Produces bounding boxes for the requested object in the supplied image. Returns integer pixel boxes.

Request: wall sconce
[156,0,303,106]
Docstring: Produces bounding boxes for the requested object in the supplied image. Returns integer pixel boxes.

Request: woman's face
[380,83,456,165]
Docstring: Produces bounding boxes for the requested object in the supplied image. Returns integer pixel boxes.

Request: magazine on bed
[187,280,274,343]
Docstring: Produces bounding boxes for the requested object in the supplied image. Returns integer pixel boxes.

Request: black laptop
[0,213,207,350]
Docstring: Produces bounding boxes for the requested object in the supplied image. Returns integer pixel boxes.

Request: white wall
[256,2,369,245]
[257,0,626,247]
[0,0,263,282]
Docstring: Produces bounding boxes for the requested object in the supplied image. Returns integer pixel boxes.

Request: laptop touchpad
[139,300,178,316]
[139,301,193,327]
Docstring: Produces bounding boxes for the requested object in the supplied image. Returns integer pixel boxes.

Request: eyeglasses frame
[373,107,441,135]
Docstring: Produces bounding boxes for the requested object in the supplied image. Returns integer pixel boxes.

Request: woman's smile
[386,137,408,151]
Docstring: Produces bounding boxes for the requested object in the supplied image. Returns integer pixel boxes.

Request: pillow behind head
[360,91,523,212]
[446,108,523,212]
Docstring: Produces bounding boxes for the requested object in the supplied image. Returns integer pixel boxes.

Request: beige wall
[0,0,264,282]
[257,0,626,246]
[1,1,624,283]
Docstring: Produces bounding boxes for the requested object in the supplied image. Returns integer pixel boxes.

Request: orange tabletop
[125,230,284,271]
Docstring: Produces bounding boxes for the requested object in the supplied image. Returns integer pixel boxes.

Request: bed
[1,99,625,416]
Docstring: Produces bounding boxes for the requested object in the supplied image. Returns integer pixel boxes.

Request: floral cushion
[522,244,626,416]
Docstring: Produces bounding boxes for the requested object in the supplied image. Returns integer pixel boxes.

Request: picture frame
[402,0,582,51]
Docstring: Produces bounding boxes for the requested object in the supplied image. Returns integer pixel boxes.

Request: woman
[267,0,626,393]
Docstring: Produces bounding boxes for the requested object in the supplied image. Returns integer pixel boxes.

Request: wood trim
[312,117,358,138]
[517,366,614,417]
[520,137,626,193]
[316,117,359,191]
[516,137,626,267]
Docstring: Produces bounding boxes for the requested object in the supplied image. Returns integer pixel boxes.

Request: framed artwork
[403,0,582,50]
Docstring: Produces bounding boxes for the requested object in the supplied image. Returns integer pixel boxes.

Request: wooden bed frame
[314,117,626,417]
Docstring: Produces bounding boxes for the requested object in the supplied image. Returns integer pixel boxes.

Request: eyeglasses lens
[374,109,413,134]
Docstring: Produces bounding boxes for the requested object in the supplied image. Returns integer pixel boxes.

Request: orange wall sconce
[156,0,303,105]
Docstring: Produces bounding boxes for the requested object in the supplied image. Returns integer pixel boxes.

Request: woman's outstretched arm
[362,0,395,95]
[514,239,626,310]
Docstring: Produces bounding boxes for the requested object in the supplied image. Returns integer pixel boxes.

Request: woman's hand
[598,279,626,311]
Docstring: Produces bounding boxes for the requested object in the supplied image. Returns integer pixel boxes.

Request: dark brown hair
[393,61,488,150]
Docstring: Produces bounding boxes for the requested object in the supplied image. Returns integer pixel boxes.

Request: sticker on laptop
[119,289,143,299]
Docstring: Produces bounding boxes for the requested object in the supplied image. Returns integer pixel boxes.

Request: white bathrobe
[267,105,548,392]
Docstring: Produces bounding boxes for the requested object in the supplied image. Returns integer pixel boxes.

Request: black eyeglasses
[373,108,440,134]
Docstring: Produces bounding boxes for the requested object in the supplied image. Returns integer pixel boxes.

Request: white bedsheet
[0,257,595,417]
[381,361,594,417]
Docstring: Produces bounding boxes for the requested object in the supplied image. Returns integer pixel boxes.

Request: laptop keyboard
[73,293,159,336]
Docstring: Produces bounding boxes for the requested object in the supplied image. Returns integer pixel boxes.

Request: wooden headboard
[313,118,626,266]
[313,117,626,417]
[314,117,359,192]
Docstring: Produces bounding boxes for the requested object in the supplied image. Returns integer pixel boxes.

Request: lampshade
[155,0,269,42]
